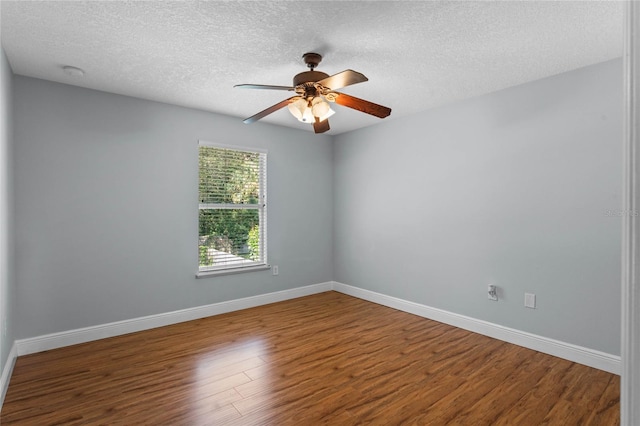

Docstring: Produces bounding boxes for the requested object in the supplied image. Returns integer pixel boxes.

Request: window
[198,141,267,275]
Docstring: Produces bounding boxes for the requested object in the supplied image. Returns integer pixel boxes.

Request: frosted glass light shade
[317,107,335,122]
[288,97,335,123]
[301,106,314,122]
[287,98,307,120]
[311,97,330,117]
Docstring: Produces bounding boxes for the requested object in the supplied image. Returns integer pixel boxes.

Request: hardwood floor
[1,291,619,425]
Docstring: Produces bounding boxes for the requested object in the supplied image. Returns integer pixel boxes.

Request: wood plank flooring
[1,291,619,425]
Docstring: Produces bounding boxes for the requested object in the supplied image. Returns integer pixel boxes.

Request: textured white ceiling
[0,1,624,135]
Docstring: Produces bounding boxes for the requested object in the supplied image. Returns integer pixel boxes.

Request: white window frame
[196,141,268,277]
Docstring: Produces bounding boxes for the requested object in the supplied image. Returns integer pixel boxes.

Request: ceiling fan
[234,52,392,134]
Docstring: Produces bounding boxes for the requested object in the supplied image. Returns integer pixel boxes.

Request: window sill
[196,264,270,278]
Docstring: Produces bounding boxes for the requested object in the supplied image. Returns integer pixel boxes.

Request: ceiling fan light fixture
[287,98,307,121]
[311,97,330,117]
[300,107,314,123]
[311,97,334,122]
[288,98,315,123]
[316,106,335,122]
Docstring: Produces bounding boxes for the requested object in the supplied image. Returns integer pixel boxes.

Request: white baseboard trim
[1,342,17,407]
[15,282,333,356]
[332,282,621,375]
[10,281,621,375]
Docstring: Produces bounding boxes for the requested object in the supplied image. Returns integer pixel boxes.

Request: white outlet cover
[488,285,498,301]
[525,293,536,309]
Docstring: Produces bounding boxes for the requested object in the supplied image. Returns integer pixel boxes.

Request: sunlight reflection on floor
[192,337,271,418]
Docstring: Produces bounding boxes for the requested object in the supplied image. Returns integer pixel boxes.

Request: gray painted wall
[9,58,623,358]
[13,76,333,339]
[333,59,622,355]
[1,48,15,375]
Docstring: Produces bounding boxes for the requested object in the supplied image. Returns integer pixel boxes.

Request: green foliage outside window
[198,146,264,268]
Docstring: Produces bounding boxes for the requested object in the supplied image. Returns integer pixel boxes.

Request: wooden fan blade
[313,117,330,134]
[234,84,295,91]
[243,97,299,124]
[333,92,391,118]
[316,70,368,91]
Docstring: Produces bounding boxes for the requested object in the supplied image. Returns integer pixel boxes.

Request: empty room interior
[0,1,637,424]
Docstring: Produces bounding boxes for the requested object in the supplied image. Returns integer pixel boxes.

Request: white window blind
[198,142,267,274]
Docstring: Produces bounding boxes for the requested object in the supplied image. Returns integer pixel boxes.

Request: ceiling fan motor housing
[293,70,329,87]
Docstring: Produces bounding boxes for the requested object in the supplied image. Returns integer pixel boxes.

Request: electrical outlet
[272,265,279,276]
[525,293,536,309]
[488,284,498,301]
